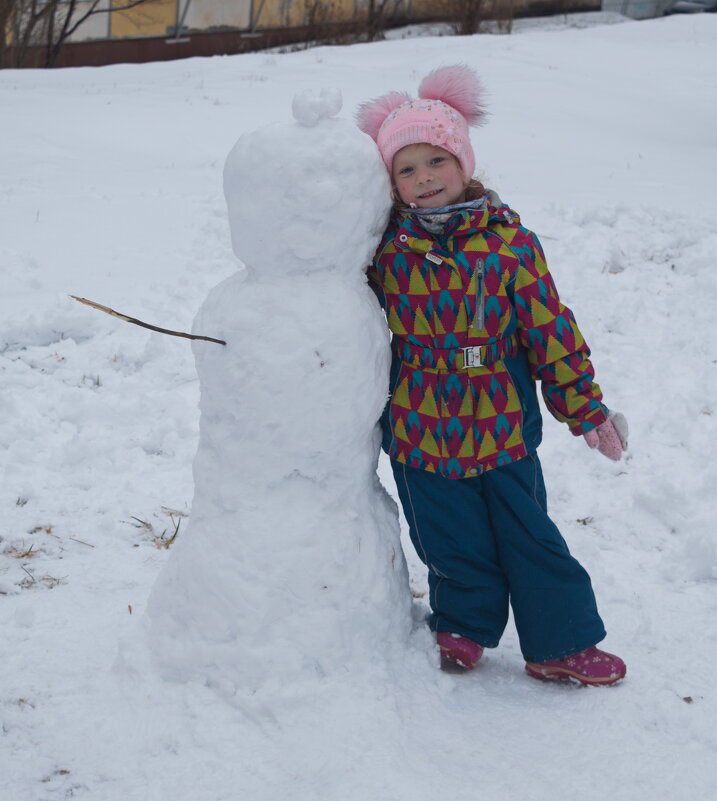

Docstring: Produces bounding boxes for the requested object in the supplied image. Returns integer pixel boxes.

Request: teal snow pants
[391,454,606,662]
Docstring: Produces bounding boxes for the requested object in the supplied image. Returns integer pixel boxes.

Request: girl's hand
[583,412,629,461]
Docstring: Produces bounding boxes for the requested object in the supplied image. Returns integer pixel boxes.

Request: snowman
[145,88,412,694]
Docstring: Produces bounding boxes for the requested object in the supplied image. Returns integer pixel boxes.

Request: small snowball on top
[292,87,343,127]
[355,64,486,179]
[223,89,391,276]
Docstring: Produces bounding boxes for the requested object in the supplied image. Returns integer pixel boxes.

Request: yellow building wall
[256,0,300,28]
[110,0,177,38]
[185,0,251,30]
[256,0,357,29]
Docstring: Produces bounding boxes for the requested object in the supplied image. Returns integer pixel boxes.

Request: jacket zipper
[474,258,485,331]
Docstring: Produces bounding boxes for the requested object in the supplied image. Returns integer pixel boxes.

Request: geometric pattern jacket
[367,200,608,480]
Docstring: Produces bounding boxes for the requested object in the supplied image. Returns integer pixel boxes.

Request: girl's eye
[431,157,445,165]
[398,166,413,176]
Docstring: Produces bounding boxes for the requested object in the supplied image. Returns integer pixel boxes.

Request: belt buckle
[461,345,482,369]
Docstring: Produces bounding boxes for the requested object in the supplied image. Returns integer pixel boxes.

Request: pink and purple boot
[437,632,484,672]
[525,646,626,686]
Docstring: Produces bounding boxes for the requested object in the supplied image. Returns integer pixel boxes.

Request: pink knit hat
[356,65,486,179]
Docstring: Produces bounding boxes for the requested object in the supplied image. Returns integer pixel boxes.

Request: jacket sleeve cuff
[568,405,609,436]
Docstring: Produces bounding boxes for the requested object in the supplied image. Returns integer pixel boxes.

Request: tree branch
[62,0,149,41]
[70,296,226,346]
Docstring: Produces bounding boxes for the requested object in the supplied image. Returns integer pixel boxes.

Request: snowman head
[223,89,391,277]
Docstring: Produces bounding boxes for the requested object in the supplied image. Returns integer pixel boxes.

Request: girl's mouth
[418,188,443,199]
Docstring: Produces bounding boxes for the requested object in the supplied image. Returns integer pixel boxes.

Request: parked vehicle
[665,0,717,13]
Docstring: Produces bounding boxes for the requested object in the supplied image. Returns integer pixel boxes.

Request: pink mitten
[584,412,628,461]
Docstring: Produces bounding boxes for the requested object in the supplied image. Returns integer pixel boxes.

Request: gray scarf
[406,190,502,234]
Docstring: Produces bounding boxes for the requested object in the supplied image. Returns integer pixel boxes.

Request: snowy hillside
[1,13,716,801]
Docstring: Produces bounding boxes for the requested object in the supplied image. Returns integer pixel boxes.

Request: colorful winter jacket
[367,200,608,480]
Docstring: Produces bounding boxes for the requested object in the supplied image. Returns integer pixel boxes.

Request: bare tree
[496,0,514,34]
[440,0,514,36]
[2,0,153,69]
[366,0,389,42]
[366,0,403,42]
[304,0,338,44]
[0,0,14,66]
[454,0,486,35]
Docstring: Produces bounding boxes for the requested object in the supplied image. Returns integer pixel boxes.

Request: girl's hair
[391,177,487,210]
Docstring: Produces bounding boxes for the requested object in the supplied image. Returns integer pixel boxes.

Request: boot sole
[440,654,476,673]
[525,662,626,686]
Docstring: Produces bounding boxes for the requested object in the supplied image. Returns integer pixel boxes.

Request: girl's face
[391,143,468,209]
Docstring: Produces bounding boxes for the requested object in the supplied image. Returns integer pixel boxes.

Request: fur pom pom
[355,91,411,141]
[418,65,485,126]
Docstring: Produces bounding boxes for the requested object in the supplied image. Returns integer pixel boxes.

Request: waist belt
[392,334,519,371]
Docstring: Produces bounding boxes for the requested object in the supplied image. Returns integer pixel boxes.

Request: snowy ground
[2,12,716,801]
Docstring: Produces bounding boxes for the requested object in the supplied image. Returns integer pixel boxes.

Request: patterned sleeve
[512,229,609,434]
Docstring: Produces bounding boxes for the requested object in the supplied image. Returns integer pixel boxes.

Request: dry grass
[126,507,185,549]
[4,542,44,559]
[18,567,67,590]
[29,525,53,535]
[41,769,71,783]
[1,525,65,591]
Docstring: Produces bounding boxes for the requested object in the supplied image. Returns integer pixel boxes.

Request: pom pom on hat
[355,65,485,179]
[355,91,411,141]
[418,65,486,126]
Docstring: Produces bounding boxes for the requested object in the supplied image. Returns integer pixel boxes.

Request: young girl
[356,65,629,686]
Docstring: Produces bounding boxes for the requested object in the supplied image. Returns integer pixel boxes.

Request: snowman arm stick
[70,296,226,346]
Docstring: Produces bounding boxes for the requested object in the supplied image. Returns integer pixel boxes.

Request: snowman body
[146,93,411,691]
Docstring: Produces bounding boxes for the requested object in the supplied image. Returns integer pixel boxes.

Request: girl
[356,66,628,686]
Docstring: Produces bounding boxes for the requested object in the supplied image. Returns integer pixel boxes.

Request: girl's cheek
[394,185,409,203]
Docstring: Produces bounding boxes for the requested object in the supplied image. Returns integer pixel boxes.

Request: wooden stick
[70,296,226,346]
[69,537,95,548]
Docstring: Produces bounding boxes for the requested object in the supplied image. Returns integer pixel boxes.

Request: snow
[1,12,716,801]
